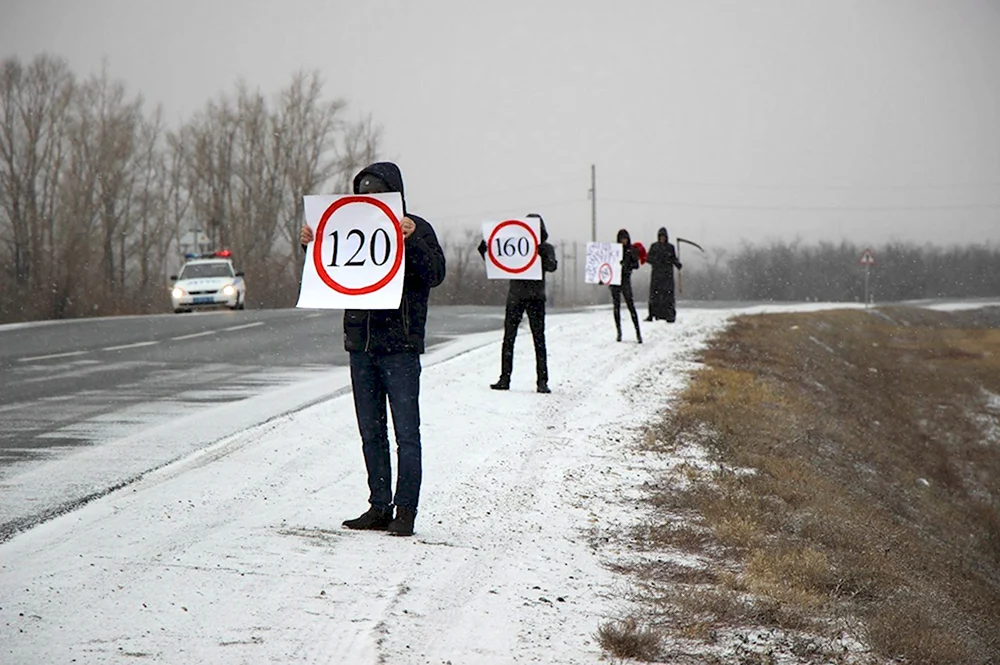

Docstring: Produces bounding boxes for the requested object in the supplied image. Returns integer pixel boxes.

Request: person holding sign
[611,228,642,344]
[477,213,558,393]
[645,227,683,322]
[299,162,446,537]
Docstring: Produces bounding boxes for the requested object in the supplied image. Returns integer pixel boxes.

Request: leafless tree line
[3,55,994,323]
[677,240,1000,303]
[434,236,1000,308]
[0,53,380,322]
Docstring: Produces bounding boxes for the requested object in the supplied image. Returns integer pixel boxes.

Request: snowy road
[0,306,508,540]
[1,307,730,664]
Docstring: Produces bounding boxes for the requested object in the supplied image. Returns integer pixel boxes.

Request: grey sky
[2,0,998,256]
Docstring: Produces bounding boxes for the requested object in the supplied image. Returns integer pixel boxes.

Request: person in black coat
[611,228,642,343]
[300,161,446,537]
[645,227,682,322]
[478,213,558,393]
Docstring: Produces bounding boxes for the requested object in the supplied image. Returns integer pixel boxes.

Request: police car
[170,250,247,313]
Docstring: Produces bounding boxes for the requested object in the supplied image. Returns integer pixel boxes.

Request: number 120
[328,229,392,267]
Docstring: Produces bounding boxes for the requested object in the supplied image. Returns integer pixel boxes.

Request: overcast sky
[2,0,998,255]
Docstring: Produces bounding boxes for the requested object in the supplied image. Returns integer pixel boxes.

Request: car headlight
[171,287,185,299]
[222,285,236,296]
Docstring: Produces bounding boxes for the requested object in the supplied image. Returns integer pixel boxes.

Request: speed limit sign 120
[482,218,542,281]
[296,193,406,310]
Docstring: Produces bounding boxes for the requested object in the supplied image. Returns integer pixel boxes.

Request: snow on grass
[0,302,929,663]
[0,307,721,663]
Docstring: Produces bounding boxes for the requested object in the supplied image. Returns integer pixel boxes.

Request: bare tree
[0,56,387,321]
[172,73,383,307]
[333,113,380,194]
[273,71,344,253]
[128,106,170,307]
[79,63,144,295]
[0,54,75,317]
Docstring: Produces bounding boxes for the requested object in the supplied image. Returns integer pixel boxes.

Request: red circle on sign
[486,220,540,274]
[312,196,404,296]
[598,262,613,285]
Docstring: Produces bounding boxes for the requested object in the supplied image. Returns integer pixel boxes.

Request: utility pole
[572,241,579,304]
[560,242,567,306]
[859,248,876,307]
[589,164,597,242]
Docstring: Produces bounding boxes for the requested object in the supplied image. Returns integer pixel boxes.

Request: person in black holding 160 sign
[478,213,558,393]
[611,228,642,344]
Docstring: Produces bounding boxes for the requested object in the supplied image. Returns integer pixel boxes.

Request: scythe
[675,237,704,295]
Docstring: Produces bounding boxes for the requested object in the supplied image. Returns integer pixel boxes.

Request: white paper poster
[584,242,623,286]
[481,218,543,281]
[296,193,406,309]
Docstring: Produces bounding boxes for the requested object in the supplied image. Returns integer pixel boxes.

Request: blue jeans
[349,351,422,513]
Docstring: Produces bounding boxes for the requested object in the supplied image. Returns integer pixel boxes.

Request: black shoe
[637,333,643,344]
[644,316,653,322]
[343,506,393,530]
[490,378,510,390]
[537,381,551,394]
[387,506,415,536]
[616,331,622,342]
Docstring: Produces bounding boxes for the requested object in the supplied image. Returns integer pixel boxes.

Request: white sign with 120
[296,193,406,309]
[481,218,542,281]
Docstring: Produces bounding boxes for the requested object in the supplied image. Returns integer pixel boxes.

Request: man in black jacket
[300,162,445,537]
[478,213,558,393]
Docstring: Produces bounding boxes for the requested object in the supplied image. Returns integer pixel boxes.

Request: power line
[432,198,585,223]
[418,176,582,208]
[609,177,1000,192]
[602,198,1000,212]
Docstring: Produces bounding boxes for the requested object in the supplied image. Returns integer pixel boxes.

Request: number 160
[494,237,531,258]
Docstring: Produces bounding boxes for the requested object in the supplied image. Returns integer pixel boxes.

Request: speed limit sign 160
[296,193,406,310]
[482,218,542,281]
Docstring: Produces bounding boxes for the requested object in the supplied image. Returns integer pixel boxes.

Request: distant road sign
[179,230,210,247]
[859,248,876,265]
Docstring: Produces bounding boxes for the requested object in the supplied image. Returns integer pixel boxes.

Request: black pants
[349,351,422,513]
[611,284,641,338]
[500,299,547,383]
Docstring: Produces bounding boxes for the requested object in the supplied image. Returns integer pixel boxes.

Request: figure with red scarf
[611,228,642,343]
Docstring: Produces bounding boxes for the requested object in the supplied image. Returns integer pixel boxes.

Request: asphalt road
[0,306,507,466]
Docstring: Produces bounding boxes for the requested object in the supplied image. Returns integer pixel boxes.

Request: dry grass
[608,306,1000,664]
[597,617,662,662]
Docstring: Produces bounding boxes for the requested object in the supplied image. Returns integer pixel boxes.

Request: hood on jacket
[354,162,406,211]
[617,228,631,245]
[657,227,669,242]
[526,212,548,242]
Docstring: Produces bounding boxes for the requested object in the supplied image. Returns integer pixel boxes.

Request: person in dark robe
[645,227,682,322]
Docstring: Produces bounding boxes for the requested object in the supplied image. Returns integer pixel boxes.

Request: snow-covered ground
[0,301,950,664]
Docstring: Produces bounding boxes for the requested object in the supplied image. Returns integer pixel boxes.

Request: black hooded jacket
[616,229,640,288]
[341,162,446,354]
[478,215,558,303]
